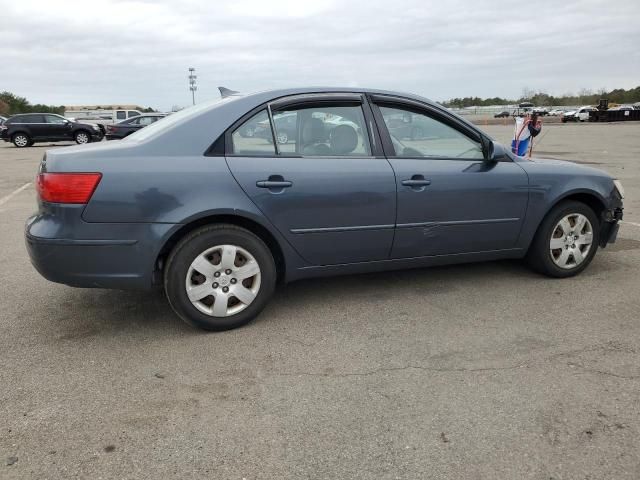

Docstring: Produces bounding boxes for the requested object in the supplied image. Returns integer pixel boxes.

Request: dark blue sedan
[25,88,624,330]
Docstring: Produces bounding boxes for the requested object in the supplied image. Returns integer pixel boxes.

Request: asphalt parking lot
[1,122,640,479]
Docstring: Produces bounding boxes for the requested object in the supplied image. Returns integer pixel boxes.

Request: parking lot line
[622,221,640,228]
[0,182,32,207]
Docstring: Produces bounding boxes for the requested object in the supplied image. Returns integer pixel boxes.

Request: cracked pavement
[1,122,640,479]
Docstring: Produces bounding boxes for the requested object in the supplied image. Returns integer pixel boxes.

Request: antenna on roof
[218,87,239,98]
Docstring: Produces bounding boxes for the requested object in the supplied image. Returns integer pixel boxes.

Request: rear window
[12,115,44,123]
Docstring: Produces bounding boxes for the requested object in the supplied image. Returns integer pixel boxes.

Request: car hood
[564,110,577,116]
[518,156,613,179]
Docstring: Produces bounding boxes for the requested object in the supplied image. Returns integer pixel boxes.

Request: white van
[64,109,142,125]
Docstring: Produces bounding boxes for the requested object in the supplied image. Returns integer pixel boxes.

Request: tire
[12,133,30,148]
[164,224,277,331]
[526,200,600,278]
[75,130,91,144]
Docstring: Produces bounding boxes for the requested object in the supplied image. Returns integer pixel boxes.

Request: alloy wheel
[276,132,288,144]
[14,135,28,147]
[185,244,261,317]
[76,132,89,144]
[549,213,593,269]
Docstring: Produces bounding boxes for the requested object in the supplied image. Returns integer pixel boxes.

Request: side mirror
[485,140,506,162]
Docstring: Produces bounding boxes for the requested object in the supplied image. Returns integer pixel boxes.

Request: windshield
[125,97,232,142]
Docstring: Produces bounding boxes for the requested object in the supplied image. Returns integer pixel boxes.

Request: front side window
[231,109,276,156]
[379,106,483,159]
[128,111,140,118]
[45,115,67,124]
[272,104,371,156]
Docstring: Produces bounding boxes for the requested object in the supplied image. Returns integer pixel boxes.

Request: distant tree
[0,99,9,116]
[0,91,63,115]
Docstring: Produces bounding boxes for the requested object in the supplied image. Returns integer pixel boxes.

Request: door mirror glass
[487,140,506,162]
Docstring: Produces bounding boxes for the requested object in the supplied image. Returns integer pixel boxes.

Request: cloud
[0,0,638,110]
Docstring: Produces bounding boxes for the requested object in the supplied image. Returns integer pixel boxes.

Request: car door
[44,115,71,139]
[24,114,47,139]
[225,94,397,266]
[370,96,529,259]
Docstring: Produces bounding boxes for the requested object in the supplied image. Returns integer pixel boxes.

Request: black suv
[0,113,103,147]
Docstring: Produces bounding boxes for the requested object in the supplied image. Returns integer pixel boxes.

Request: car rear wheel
[12,133,30,148]
[526,200,600,278]
[164,224,276,331]
[75,130,90,144]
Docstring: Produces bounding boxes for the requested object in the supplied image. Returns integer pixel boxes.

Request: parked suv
[0,113,103,147]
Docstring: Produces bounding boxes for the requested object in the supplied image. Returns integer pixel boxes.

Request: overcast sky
[1,0,639,110]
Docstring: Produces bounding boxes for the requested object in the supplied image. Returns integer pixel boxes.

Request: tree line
[442,85,640,108]
[0,91,65,116]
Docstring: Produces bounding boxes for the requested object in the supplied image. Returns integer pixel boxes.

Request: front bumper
[600,207,623,247]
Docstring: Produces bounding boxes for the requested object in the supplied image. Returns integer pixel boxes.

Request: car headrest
[302,118,325,144]
[330,125,358,155]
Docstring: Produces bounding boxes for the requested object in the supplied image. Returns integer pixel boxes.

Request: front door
[225,96,397,266]
[371,100,529,259]
[44,114,71,140]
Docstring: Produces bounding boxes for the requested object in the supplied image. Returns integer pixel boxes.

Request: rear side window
[116,111,126,120]
[231,109,276,156]
[272,104,371,156]
[137,116,154,126]
[127,111,140,118]
[16,114,44,123]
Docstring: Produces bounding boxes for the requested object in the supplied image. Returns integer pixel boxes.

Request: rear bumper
[25,210,176,290]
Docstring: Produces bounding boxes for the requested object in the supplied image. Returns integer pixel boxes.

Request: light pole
[188,67,197,105]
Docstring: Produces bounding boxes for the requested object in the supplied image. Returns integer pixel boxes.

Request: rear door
[23,114,47,139]
[225,94,397,266]
[370,96,529,259]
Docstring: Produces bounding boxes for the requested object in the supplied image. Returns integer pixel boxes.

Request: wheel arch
[524,189,607,253]
[154,213,287,285]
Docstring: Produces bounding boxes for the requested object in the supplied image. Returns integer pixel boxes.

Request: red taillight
[36,173,102,204]
[107,125,116,132]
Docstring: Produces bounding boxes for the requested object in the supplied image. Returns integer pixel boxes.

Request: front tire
[526,201,600,278]
[164,224,276,331]
[12,133,31,148]
[75,130,91,144]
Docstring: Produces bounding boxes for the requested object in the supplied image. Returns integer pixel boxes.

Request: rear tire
[164,224,276,331]
[12,133,30,148]
[526,200,600,278]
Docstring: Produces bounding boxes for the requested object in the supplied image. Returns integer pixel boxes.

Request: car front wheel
[527,200,600,278]
[75,131,90,144]
[164,224,276,331]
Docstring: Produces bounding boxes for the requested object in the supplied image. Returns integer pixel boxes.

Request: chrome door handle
[256,180,292,188]
[401,178,431,187]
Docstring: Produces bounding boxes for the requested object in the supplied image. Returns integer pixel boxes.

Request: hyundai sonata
[25,87,624,330]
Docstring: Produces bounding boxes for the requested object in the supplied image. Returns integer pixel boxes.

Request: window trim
[368,94,503,162]
[215,93,384,159]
